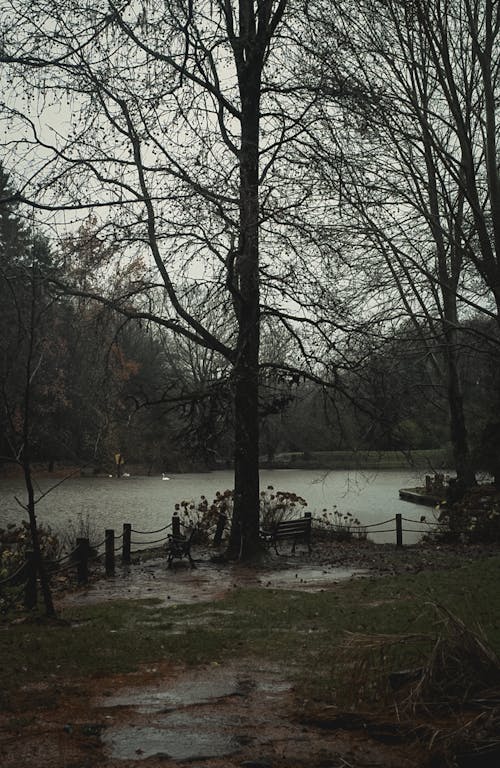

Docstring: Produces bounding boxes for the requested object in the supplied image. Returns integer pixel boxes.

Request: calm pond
[0,468,435,546]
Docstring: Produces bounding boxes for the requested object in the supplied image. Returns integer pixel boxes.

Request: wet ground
[56,536,499,608]
[58,550,369,608]
[0,658,428,768]
[2,540,499,767]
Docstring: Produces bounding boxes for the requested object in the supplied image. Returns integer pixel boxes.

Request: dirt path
[0,658,430,768]
[2,541,499,768]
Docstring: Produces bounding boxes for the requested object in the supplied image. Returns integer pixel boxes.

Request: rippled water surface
[0,468,430,544]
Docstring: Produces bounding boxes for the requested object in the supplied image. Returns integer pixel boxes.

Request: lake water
[0,468,435,546]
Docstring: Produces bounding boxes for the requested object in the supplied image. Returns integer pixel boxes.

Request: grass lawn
[1,554,499,710]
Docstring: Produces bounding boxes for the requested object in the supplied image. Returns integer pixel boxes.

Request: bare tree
[1,247,56,616]
[303,0,500,486]
[1,1,336,558]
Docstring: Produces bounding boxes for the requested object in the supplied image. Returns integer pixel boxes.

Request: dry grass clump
[403,605,500,715]
[407,606,500,767]
[333,604,500,766]
[334,630,429,710]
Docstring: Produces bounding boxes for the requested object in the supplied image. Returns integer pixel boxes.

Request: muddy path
[0,658,429,768]
[2,541,499,768]
[55,537,500,608]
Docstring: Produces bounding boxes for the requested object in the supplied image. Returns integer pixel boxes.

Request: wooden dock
[399,488,443,507]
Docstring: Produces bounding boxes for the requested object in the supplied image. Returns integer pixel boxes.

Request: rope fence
[0,509,462,613]
[131,523,171,535]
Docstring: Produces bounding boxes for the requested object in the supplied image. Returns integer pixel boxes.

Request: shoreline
[0,448,452,479]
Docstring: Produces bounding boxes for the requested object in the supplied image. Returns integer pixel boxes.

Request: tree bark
[23,462,56,617]
[227,9,264,559]
[227,151,262,553]
[22,262,56,617]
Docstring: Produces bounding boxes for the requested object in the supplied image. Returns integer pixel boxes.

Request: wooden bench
[166,528,196,568]
[261,515,312,554]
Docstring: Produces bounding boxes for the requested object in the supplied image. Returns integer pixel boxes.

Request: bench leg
[291,537,311,554]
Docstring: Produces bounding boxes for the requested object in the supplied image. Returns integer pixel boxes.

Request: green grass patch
[1,556,499,708]
[272,448,452,470]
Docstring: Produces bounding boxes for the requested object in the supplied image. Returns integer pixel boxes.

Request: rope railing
[0,508,468,613]
[50,545,80,565]
[131,534,170,546]
[363,528,397,534]
[53,557,80,575]
[362,517,397,529]
[402,516,447,526]
[131,522,171,535]
[403,528,436,533]
[88,547,106,563]
[311,510,450,547]
[92,536,108,551]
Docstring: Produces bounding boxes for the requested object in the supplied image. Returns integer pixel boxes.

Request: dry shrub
[335,630,430,711]
[334,605,500,767]
[403,605,500,716]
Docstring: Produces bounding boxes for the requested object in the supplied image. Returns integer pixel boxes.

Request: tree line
[2,166,498,473]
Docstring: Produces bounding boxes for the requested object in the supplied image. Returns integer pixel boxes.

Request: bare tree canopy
[1,1,347,558]
[300,0,500,485]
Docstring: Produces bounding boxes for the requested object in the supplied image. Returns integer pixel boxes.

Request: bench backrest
[274,517,311,537]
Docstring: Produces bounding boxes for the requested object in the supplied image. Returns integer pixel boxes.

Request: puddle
[258,680,291,693]
[260,566,367,590]
[58,552,366,610]
[101,717,247,761]
[102,675,246,711]
[101,665,291,714]
[99,664,290,762]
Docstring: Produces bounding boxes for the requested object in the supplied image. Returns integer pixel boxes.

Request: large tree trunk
[230,353,261,558]
[441,281,475,489]
[227,30,263,559]
[21,263,56,616]
[419,105,475,491]
[22,455,56,617]
[437,287,475,489]
[445,341,475,489]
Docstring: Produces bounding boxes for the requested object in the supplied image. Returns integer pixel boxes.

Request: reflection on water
[102,721,246,762]
[0,468,431,544]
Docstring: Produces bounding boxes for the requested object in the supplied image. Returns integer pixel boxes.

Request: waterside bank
[0,448,452,479]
